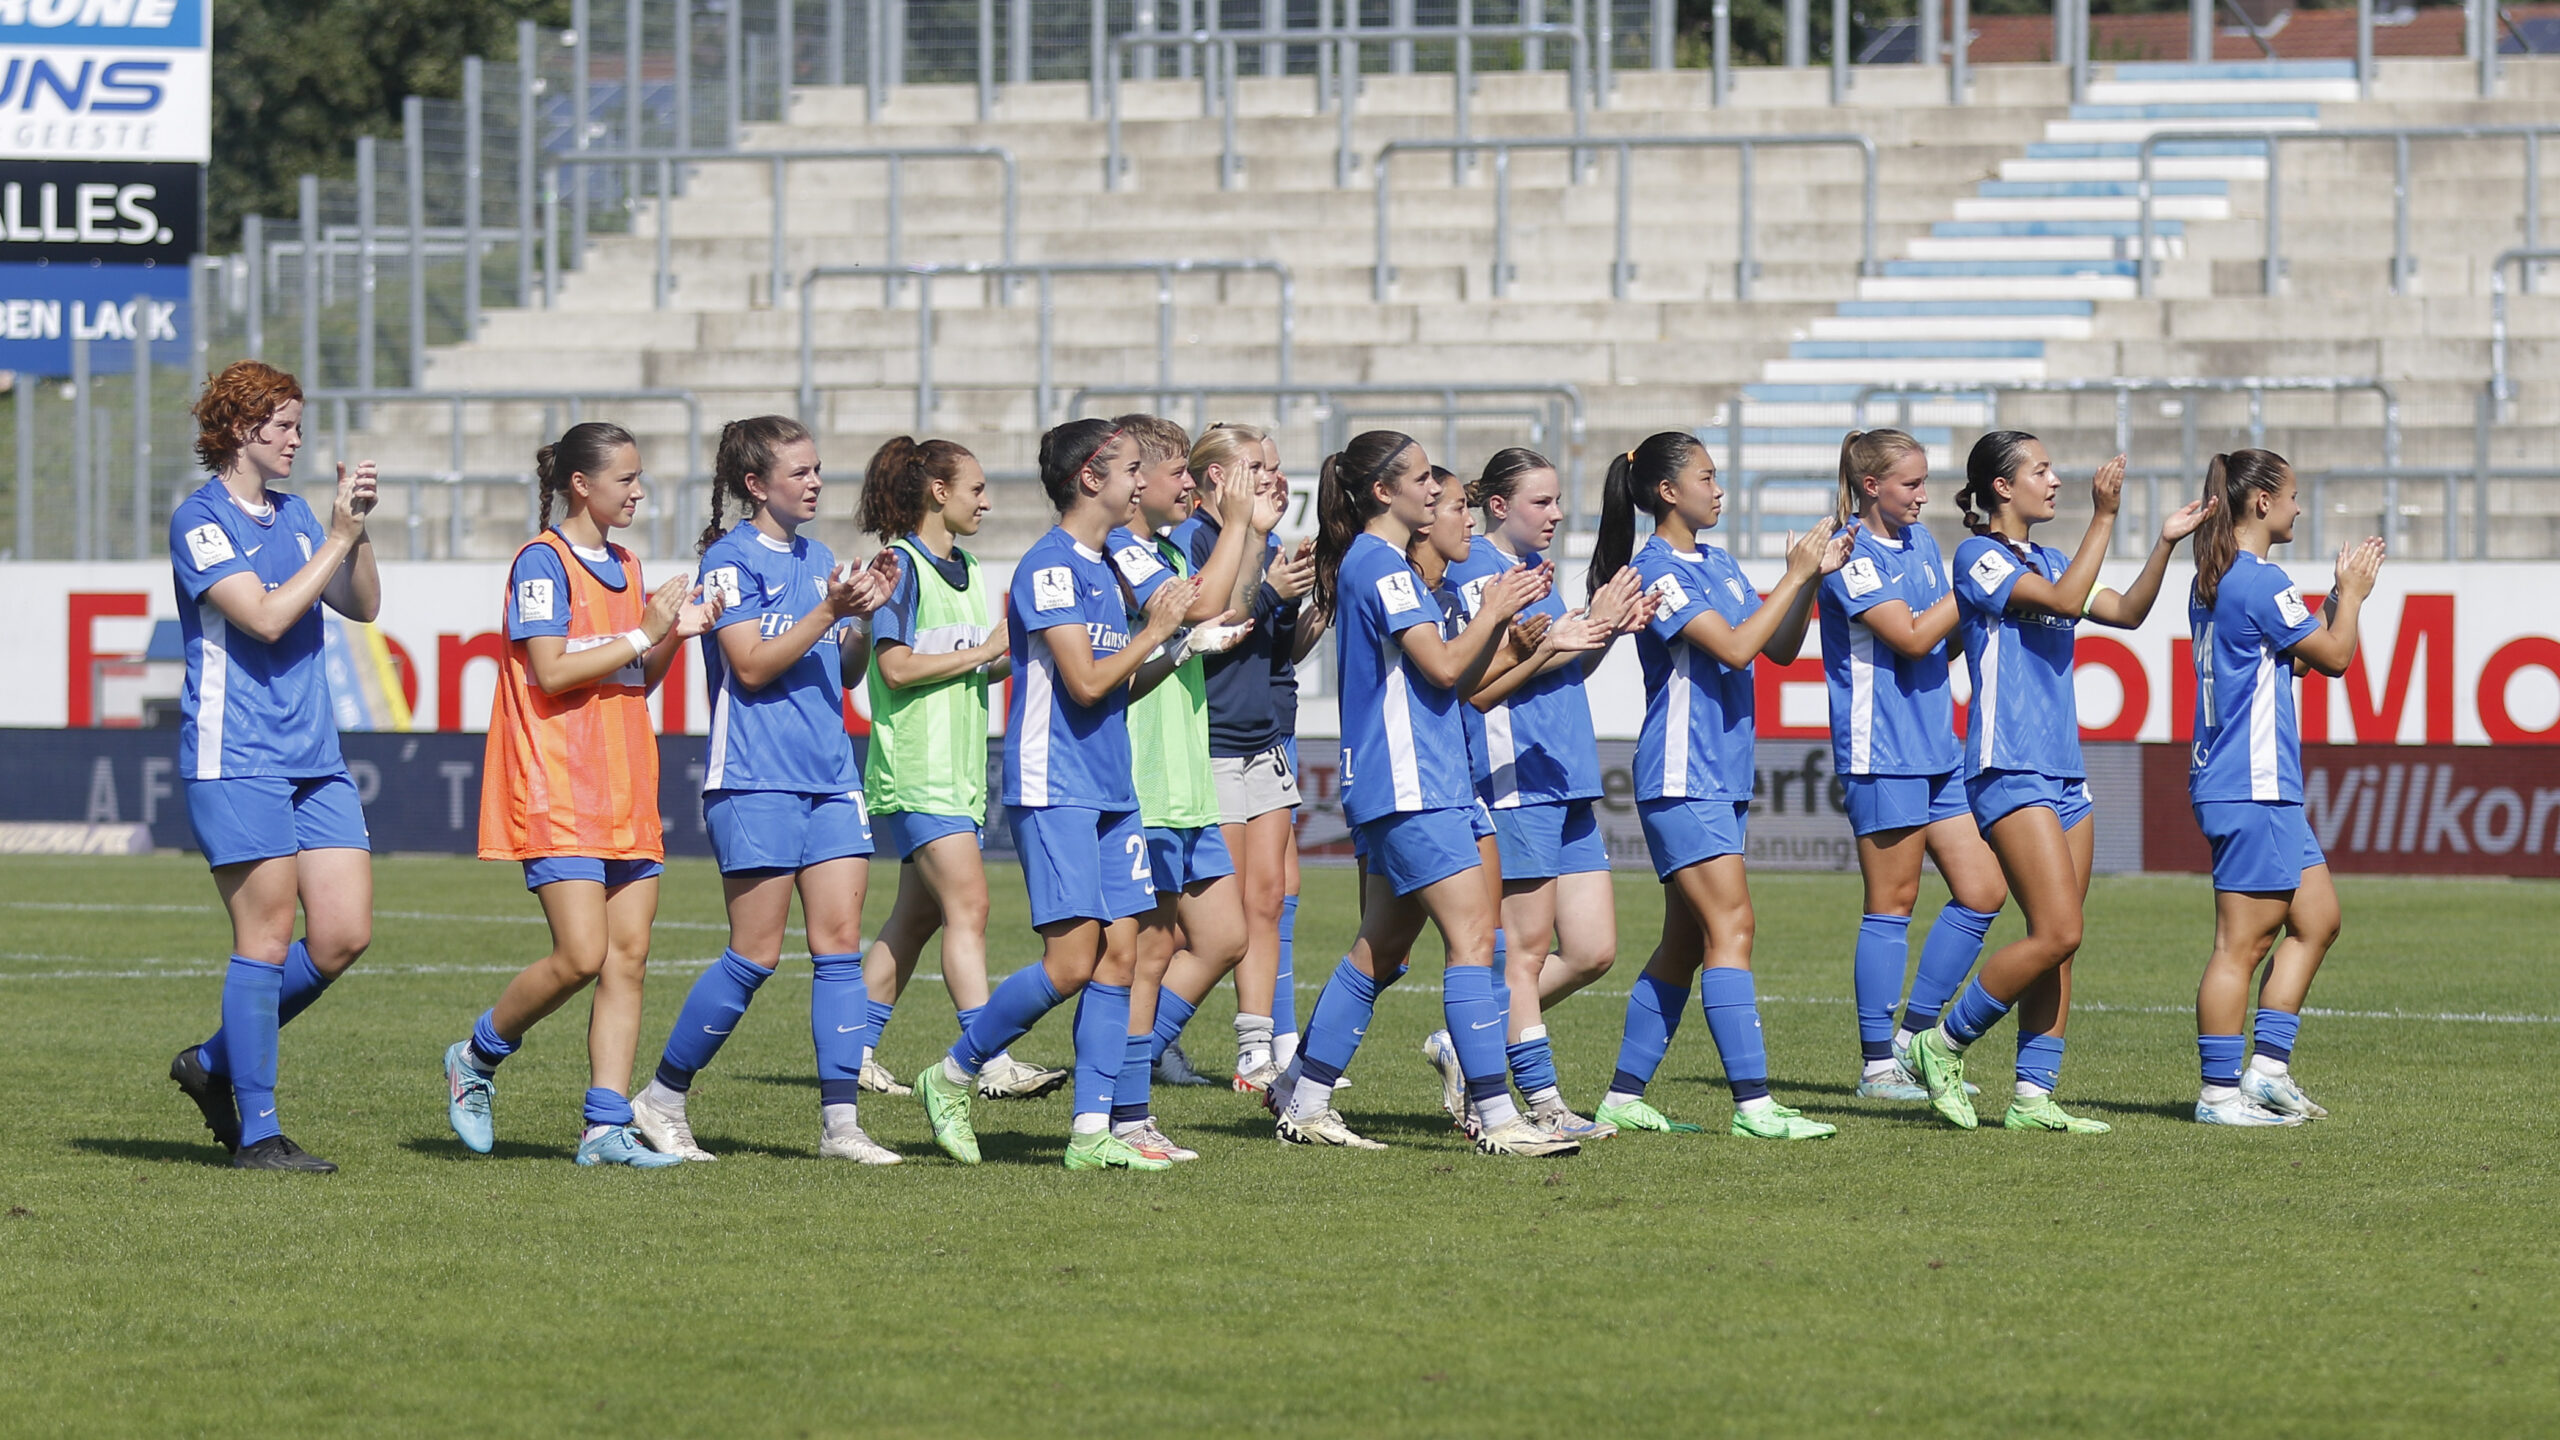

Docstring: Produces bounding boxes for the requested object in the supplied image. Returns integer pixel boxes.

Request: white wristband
[623,628,653,658]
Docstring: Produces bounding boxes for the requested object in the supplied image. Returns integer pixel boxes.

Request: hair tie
[1624,448,1638,465]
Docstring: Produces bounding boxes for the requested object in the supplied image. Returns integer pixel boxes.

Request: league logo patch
[183,522,234,571]
[2275,585,2311,629]
[1645,573,1688,620]
[1376,569,1421,615]
[1968,549,2016,591]
[1113,544,1166,586]
[1032,565,1076,612]
[516,577,555,623]
[1842,556,1883,600]
[1459,575,1491,616]
[702,566,744,611]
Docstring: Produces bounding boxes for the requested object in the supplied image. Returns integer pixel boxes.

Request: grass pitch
[0,855,2552,1437]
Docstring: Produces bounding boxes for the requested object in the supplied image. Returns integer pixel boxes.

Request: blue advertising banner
[0,255,186,373]
[0,0,209,162]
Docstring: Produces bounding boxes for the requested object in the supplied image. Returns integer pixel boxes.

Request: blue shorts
[185,772,370,869]
[1636,797,1748,881]
[2194,800,2326,893]
[877,809,983,860]
[1966,769,2094,833]
[1491,798,1610,881]
[1842,771,1970,838]
[1146,823,1236,894]
[1008,805,1155,927]
[522,856,666,891]
[704,789,874,875]
[1351,807,1483,896]
[1469,798,1497,840]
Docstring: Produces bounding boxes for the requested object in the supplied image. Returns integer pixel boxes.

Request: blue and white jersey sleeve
[1628,537,1760,803]
[1105,525,1174,609]
[1334,534,1472,824]
[506,544,575,641]
[1433,569,1493,790]
[1822,525,1959,778]
[1953,536,2083,780]
[2188,552,2320,804]
[169,481,342,781]
[870,552,922,650]
[1005,527,1139,810]
[697,525,860,795]
[1449,538,1602,806]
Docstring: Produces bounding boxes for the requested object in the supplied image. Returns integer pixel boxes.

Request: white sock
[1478,1093,1521,1129]
[582,1122,616,1141]
[1601,1089,1643,1110]
[1273,1031,1299,1068]
[941,1056,974,1086]
[987,1049,1014,1070]
[2015,1081,2051,1100]
[1070,1111,1108,1136]
[638,1079,687,1114]
[1939,1024,1971,1056]
[1736,1095,1777,1116]
[860,1044,875,1069]
[1894,1026,1922,1054]
[822,1101,860,1133]
[1525,1084,1562,1108]
[1862,1057,1901,1080]
[1112,1118,1148,1138]
[1285,1075,1334,1120]
[2246,1054,2289,1078]
[2200,1083,2240,1104]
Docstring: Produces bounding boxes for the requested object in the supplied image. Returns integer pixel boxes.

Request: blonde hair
[1188,425,1262,484]
[1835,428,1927,526]
[1111,412,1192,465]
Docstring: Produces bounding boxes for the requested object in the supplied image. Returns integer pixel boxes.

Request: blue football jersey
[169,479,342,780]
[1445,537,1602,807]
[1007,525,1141,810]
[2188,550,2321,803]
[697,523,862,794]
[1335,533,1475,823]
[1103,524,1175,609]
[1430,566,1492,790]
[1951,535,2083,780]
[1628,536,1761,803]
[1820,521,1960,778]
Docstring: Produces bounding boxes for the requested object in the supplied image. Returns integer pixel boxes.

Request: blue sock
[2199,1033,2245,1088]
[1072,983,1131,1118]
[653,948,774,1092]
[1697,966,1770,1105]
[466,1009,518,1072]
[1442,965,1511,1105]
[219,956,284,1147]
[951,968,1064,1073]
[1273,895,1300,1037]
[582,1087,635,1127]
[2015,1032,2064,1093]
[2252,1007,2300,1064]
[1507,1032,1561,1098]
[810,953,866,1109]
[866,996,897,1051]
[1853,914,1912,1062]
[1298,956,1393,1087]
[1607,974,1689,1097]
[1490,928,1512,1025]
[955,1004,984,1045]
[1148,990,1199,1062]
[201,940,332,1079]
[1904,903,1997,1033]
[1943,977,2013,1048]
[1113,1026,1154,1126]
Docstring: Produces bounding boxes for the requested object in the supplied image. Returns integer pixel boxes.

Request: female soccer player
[626,416,903,1166]
[851,435,1064,1105]
[1903,432,2207,1134]
[2185,450,2384,1126]
[1276,431,1577,1158]
[1257,430,1326,1086]
[909,418,1206,1172]
[1584,431,1845,1142]
[1426,448,1641,1140]
[442,423,721,1167]
[1819,429,2008,1102]
[165,360,380,1172]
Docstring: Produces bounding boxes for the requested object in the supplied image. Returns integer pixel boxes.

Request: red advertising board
[2142,743,2560,879]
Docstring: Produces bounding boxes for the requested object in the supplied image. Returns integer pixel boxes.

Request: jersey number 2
[1126,833,1148,881]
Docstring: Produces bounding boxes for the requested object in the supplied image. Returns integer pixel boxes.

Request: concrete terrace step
[1881,259,2138,276]
[1788,340,2047,358]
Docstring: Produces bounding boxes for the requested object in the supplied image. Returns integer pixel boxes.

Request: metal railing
[1372,134,1879,302]
[2490,247,2560,404]
[797,260,1295,431]
[1066,381,1589,528]
[1106,22,1592,191]
[2136,126,2559,299]
[543,146,1019,310]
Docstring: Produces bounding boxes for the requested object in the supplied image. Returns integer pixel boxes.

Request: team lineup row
[155,360,2385,1172]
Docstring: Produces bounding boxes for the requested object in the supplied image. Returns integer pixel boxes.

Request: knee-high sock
[1442,965,1512,1110]
[1071,983,1131,1121]
[202,940,330,1079]
[950,967,1064,1074]
[220,956,284,1147]
[2015,1032,2064,1095]
[1942,976,2012,1050]
[1904,904,1998,1033]
[1297,957,1393,1087]
[1607,974,1690,1099]
[1697,966,1770,1104]
[810,953,866,1110]
[1113,1027,1154,1127]
[1273,895,1300,1039]
[653,949,774,1092]
[1148,990,1199,1062]
[1853,915,1912,1062]
[865,996,897,1060]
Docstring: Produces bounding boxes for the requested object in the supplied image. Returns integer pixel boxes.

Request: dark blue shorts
[1009,805,1154,927]
[1145,823,1236,894]
[877,809,982,860]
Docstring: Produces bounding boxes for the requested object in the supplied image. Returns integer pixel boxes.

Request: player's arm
[873,618,1010,689]
[1855,593,1960,659]
[1044,578,1199,705]
[320,462,382,623]
[197,466,378,644]
[1676,523,1844,667]
[2286,540,2385,677]
[1397,565,1546,692]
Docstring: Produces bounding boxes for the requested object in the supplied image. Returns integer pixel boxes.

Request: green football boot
[1592,1097,1705,1134]
[1906,1027,1979,1131]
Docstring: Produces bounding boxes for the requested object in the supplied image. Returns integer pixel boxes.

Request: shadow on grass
[396,1135,575,1162]
[69,1136,230,1167]
[2073,1096,2199,1122]
[736,1071,816,1090]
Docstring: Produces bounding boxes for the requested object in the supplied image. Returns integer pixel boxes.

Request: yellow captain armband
[2084,588,2109,617]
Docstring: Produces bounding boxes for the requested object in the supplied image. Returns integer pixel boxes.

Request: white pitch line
[1,900,742,933]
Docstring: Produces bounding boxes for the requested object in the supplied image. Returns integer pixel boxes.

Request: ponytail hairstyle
[1187,423,1263,492]
[534,421,639,531]
[2191,448,2291,609]
[1470,445,1553,516]
[1958,430,2041,561]
[1036,418,1125,513]
[1835,428,1926,526]
[858,435,977,542]
[700,414,812,556]
[1587,430,1704,600]
[1312,429,1419,615]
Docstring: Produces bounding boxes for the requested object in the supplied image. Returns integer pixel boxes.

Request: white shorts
[1211,744,1301,826]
